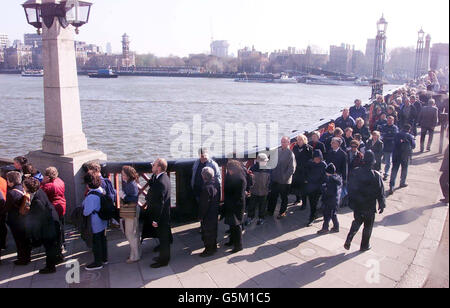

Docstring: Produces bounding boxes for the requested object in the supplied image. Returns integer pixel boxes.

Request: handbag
[120,202,137,219]
[14,189,30,216]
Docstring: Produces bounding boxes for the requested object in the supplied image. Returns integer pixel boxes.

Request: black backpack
[88,191,118,221]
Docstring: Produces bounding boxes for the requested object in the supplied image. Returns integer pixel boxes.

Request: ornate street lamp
[371,14,388,99]
[418,28,425,41]
[22,0,92,35]
[65,0,92,34]
[22,0,42,34]
[414,28,426,80]
[377,15,388,33]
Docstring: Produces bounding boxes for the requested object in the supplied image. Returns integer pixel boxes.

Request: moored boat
[21,69,44,77]
[88,68,119,79]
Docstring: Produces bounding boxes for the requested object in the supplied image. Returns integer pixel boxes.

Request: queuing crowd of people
[0,70,449,274]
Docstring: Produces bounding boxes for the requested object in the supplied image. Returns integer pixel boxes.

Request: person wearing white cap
[246,153,271,226]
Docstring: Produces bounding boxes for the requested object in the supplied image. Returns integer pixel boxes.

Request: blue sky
[1,0,449,57]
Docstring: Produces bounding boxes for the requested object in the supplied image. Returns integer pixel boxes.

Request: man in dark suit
[223,160,247,254]
[388,124,416,195]
[326,138,348,185]
[146,158,172,268]
[418,98,439,152]
[345,151,386,252]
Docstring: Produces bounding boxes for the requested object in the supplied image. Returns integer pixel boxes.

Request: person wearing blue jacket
[335,108,356,130]
[191,147,221,202]
[380,116,399,181]
[349,99,367,122]
[83,171,108,271]
[22,164,44,183]
[317,163,342,235]
[388,124,416,195]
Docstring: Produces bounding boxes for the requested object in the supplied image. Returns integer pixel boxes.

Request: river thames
[0,74,396,162]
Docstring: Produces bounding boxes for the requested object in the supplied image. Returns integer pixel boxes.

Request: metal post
[439,113,448,154]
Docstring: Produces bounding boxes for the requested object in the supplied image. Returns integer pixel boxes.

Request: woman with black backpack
[83,171,109,271]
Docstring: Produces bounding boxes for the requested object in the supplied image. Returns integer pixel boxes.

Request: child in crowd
[22,164,44,182]
[317,163,342,235]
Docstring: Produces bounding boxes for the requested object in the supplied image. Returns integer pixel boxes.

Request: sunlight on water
[0,74,397,162]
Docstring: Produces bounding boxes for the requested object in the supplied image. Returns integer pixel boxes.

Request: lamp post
[371,15,388,99]
[23,0,92,34]
[414,28,425,80]
[22,0,106,215]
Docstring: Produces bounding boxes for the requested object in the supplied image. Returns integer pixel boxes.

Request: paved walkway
[424,213,449,288]
[0,132,448,288]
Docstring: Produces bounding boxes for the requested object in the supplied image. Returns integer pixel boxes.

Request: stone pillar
[27,0,106,216]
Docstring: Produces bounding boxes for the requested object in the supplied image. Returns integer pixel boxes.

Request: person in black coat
[398,98,418,135]
[324,128,347,153]
[146,158,172,268]
[353,118,371,143]
[366,131,384,172]
[5,171,31,265]
[198,167,220,257]
[223,160,247,254]
[345,151,386,252]
[326,137,348,185]
[440,144,449,204]
[388,125,416,194]
[304,150,327,226]
[309,131,326,156]
[418,98,439,152]
[292,134,313,206]
[22,178,61,274]
[317,163,342,234]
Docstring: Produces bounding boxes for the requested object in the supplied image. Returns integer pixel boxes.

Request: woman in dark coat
[353,118,371,143]
[23,177,61,274]
[198,167,220,257]
[5,171,31,265]
[305,150,327,226]
[366,131,384,172]
[309,131,326,156]
[223,160,247,254]
[292,134,313,206]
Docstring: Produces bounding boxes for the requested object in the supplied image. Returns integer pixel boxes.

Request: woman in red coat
[41,167,66,253]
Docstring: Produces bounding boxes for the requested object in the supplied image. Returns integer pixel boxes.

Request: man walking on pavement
[345,151,386,252]
[418,99,439,152]
[388,124,416,195]
[380,116,399,181]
